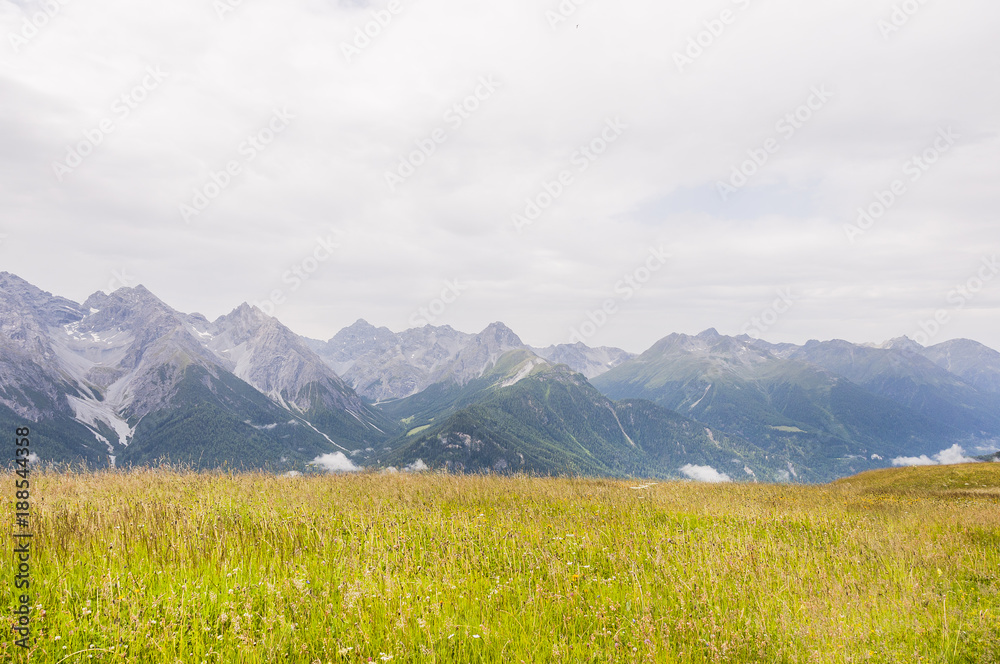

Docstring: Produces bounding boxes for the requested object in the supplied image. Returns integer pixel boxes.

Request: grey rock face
[0,272,86,419]
[206,304,373,420]
[530,342,634,379]
[62,285,225,421]
[311,321,476,401]
[0,274,387,460]
[314,319,634,400]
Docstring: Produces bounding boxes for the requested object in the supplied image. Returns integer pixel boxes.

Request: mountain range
[2,272,998,482]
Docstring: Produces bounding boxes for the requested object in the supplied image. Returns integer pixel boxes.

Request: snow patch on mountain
[67,395,134,448]
[501,357,546,387]
[299,418,349,451]
[609,406,636,447]
[689,384,712,410]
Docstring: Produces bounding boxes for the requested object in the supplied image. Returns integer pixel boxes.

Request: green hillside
[592,333,962,479]
[382,359,643,476]
[121,365,344,470]
[380,351,791,481]
[0,403,109,467]
[834,462,1000,495]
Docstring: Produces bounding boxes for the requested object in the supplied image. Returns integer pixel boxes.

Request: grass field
[2,464,999,663]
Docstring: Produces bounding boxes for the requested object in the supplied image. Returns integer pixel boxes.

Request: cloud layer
[680,464,732,484]
[891,444,980,468]
[1,0,998,352]
[310,452,360,473]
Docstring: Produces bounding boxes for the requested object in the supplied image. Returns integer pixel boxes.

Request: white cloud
[309,452,360,473]
[933,444,979,466]
[680,464,731,483]
[404,458,429,472]
[892,444,980,467]
[891,454,936,467]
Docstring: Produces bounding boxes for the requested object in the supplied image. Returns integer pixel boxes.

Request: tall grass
[2,466,999,662]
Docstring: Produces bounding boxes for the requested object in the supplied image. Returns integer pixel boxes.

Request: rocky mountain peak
[0,271,35,295]
[879,336,924,353]
[0,272,86,327]
[82,285,175,322]
[342,318,378,333]
[477,321,524,348]
[215,303,273,334]
[328,318,397,350]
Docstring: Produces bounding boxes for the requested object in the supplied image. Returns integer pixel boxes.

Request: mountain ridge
[2,272,998,481]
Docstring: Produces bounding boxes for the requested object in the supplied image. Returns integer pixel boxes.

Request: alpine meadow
[2,465,1000,662]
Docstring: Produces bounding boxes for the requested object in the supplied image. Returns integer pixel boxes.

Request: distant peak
[880,336,924,351]
[234,302,265,316]
[0,271,28,286]
[111,284,155,299]
[0,272,49,298]
[931,338,989,351]
[696,328,721,339]
[478,321,524,346]
[92,283,163,308]
[215,302,271,328]
[330,318,397,345]
[482,321,512,334]
[103,283,152,297]
[482,321,518,334]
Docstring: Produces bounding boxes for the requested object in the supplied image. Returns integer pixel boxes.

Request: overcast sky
[1,0,997,353]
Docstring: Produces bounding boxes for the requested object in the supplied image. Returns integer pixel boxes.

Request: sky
[1,0,998,354]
